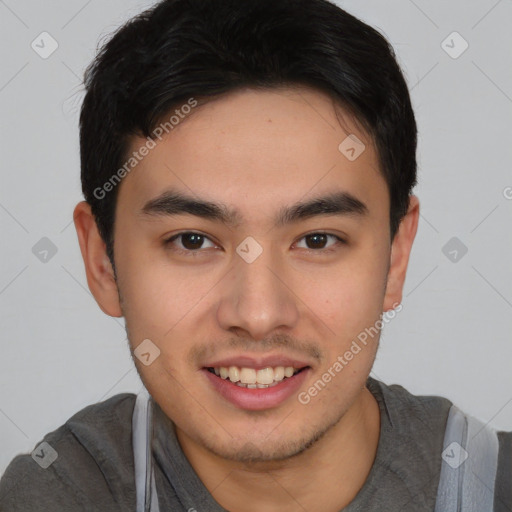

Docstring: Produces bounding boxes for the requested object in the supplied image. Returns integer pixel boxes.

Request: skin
[74,85,419,511]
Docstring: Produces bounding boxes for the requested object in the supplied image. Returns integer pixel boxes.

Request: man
[1,0,510,510]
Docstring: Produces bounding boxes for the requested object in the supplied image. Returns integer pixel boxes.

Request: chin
[200,417,337,464]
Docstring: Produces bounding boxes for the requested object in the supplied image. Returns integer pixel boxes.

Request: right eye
[164,232,218,254]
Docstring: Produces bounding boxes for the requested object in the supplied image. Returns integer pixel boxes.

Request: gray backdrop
[1,0,511,475]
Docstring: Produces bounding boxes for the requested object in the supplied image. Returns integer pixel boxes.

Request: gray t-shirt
[1,377,510,511]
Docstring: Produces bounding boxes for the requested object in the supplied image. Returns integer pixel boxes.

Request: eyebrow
[141,189,369,227]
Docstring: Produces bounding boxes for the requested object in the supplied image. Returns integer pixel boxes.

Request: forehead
[118,86,388,223]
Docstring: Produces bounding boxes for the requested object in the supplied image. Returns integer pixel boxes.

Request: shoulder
[494,428,512,506]
[364,377,452,506]
[367,377,454,438]
[0,393,137,512]
[368,378,512,507]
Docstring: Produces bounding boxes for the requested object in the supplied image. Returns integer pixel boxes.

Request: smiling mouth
[205,365,309,388]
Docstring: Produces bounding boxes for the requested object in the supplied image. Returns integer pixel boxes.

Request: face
[89,86,407,462]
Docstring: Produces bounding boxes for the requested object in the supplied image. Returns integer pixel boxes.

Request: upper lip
[203,354,312,370]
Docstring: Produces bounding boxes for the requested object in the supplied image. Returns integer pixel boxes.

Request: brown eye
[165,232,216,252]
[305,233,328,249]
[296,233,344,251]
[180,233,205,250]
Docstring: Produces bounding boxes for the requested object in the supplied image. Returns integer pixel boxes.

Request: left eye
[295,233,344,250]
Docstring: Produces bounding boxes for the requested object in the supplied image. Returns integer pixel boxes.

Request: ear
[382,195,420,312]
[73,201,122,317]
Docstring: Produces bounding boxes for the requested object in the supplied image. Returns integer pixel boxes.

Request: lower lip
[203,368,310,411]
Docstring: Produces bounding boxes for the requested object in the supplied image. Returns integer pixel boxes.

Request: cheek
[297,251,387,340]
[121,268,212,336]
[305,267,384,391]
[115,241,215,339]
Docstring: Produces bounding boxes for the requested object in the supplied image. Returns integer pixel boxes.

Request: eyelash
[163,231,346,256]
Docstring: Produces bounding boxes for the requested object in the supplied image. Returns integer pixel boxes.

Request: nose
[216,245,300,341]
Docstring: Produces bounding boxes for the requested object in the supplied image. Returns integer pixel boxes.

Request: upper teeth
[214,366,299,384]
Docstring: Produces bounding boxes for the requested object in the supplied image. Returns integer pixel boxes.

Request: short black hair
[80,0,418,263]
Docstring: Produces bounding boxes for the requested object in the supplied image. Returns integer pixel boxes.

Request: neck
[175,385,381,512]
